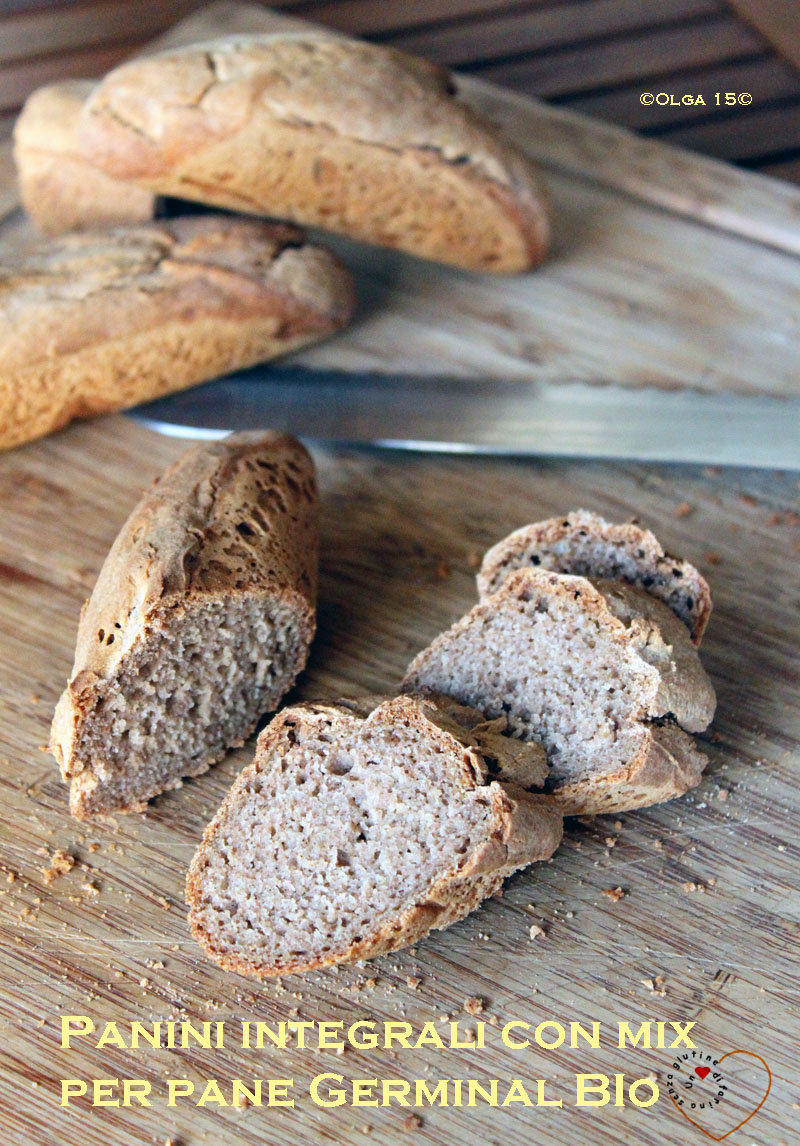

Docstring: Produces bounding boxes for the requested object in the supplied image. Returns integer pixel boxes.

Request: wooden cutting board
[0,7,798,1146]
[2,1,800,397]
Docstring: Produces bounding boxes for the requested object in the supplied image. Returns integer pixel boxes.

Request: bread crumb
[41,849,75,884]
[653,839,663,849]
[463,996,484,1015]
[641,975,667,996]
[80,880,99,896]
[603,886,626,903]
[604,836,617,848]
[715,788,729,801]
[673,501,693,518]
[529,923,547,940]
[466,550,482,569]
[406,976,422,990]
[403,1113,423,1130]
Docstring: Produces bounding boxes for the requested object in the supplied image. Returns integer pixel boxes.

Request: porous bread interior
[406,580,660,787]
[482,524,702,633]
[69,594,305,816]
[190,712,495,971]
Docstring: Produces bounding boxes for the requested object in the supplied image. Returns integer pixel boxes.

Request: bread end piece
[51,431,318,820]
[478,509,712,644]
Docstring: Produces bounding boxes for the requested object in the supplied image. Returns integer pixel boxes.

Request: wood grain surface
[0,5,797,1146]
[0,419,798,1146]
[3,1,800,402]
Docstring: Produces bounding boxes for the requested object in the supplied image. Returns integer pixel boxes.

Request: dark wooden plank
[387,0,725,67]
[0,0,204,65]
[728,0,800,71]
[301,0,539,37]
[0,38,142,112]
[654,98,800,162]
[561,55,800,130]
[759,154,800,182]
[474,14,766,97]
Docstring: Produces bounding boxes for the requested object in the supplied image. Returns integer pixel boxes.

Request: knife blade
[131,366,800,470]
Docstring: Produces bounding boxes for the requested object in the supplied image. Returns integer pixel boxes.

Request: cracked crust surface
[50,432,319,819]
[13,80,157,234]
[0,215,355,451]
[478,510,712,644]
[403,569,715,815]
[77,33,549,271]
[186,693,563,978]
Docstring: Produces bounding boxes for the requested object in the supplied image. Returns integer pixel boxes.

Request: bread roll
[51,432,318,819]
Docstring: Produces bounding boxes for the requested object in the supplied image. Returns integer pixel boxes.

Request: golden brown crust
[0,216,355,451]
[478,510,712,644]
[13,80,156,234]
[50,432,318,819]
[550,720,707,815]
[77,34,549,272]
[186,693,562,978]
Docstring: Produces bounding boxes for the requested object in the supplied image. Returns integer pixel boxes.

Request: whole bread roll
[13,81,157,235]
[75,33,549,272]
[0,215,355,451]
[51,431,318,820]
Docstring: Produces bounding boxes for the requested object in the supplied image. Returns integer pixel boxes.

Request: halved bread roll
[478,509,712,644]
[51,432,318,820]
[403,570,715,815]
[186,693,563,977]
[75,33,549,272]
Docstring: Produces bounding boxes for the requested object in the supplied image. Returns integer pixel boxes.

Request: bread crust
[50,431,319,819]
[0,216,355,451]
[403,569,713,814]
[186,693,563,977]
[478,510,712,643]
[13,80,157,235]
[77,34,549,272]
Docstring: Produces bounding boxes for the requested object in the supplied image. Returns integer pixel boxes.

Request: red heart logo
[695,1067,711,1079]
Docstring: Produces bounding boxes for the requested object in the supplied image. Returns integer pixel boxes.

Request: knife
[131,366,800,470]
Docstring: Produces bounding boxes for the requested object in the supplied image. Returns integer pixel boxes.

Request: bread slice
[402,570,715,814]
[186,693,562,977]
[50,432,318,820]
[13,80,157,235]
[76,33,549,272]
[478,510,712,644]
[0,215,355,451]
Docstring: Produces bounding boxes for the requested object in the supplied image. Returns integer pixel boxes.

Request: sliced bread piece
[0,215,355,451]
[50,432,318,820]
[76,33,549,272]
[186,693,563,977]
[478,509,711,643]
[13,80,157,235]
[402,569,715,814]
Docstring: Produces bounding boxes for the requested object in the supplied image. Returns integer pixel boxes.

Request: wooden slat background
[0,0,798,182]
